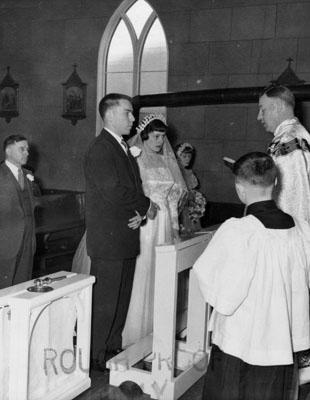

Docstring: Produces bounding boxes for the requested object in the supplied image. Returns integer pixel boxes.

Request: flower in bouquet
[188,190,207,222]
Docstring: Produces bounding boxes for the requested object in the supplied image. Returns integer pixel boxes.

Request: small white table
[0,271,95,400]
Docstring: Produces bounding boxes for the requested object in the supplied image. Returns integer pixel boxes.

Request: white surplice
[194,215,310,366]
[268,118,310,223]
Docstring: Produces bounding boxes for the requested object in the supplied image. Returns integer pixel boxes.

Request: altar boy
[193,152,310,400]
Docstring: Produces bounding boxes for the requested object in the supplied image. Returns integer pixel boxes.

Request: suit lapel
[1,164,34,213]
[102,130,139,187]
[103,130,128,160]
[127,150,140,189]
[22,168,35,210]
[1,163,25,210]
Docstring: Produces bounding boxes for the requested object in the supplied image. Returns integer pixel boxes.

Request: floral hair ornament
[176,142,194,158]
[136,113,167,135]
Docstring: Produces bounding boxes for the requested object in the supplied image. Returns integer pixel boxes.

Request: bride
[72,113,187,347]
[122,114,187,347]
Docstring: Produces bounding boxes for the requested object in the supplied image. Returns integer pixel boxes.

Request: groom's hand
[128,211,143,230]
[147,201,160,220]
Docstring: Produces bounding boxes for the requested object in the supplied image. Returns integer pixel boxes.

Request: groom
[84,93,157,372]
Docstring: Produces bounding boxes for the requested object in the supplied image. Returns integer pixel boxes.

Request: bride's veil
[128,120,187,194]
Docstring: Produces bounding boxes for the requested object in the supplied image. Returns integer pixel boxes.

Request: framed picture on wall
[0,67,19,123]
[64,86,84,114]
[62,65,87,125]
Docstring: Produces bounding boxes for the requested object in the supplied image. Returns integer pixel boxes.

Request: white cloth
[122,140,187,347]
[28,298,77,397]
[71,232,90,275]
[193,215,310,366]
[268,118,310,223]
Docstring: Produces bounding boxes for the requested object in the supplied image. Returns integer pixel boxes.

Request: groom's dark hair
[98,93,132,120]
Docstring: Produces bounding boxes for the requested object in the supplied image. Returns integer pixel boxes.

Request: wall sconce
[61,64,87,126]
[0,66,19,123]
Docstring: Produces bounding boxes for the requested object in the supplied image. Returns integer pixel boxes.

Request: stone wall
[0,0,309,202]
[158,0,310,202]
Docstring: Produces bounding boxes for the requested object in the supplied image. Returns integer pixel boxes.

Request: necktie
[121,138,128,154]
[18,168,24,190]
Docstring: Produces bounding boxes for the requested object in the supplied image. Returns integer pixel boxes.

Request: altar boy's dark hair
[233,152,277,187]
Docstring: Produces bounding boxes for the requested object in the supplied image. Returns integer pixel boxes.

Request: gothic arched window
[97,0,168,132]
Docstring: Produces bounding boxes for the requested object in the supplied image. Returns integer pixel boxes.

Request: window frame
[96,0,168,135]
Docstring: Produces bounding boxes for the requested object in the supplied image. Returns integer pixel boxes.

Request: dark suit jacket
[84,129,150,260]
[0,162,36,259]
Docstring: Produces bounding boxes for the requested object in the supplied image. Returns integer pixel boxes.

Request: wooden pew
[34,189,85,274]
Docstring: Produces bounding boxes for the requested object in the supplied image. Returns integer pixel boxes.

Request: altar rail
[108,229,216,400]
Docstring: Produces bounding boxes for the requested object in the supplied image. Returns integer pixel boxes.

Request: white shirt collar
[104,127,127,153]
[104,127,122,144]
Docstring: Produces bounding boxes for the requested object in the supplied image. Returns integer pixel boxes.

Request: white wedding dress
[122,141,186,347]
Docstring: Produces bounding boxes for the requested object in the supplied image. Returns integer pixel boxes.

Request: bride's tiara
[136,113,167,135]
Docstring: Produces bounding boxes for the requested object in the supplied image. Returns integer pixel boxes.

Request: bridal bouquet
[188,190,207,222]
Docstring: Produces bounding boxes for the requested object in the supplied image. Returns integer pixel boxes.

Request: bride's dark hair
[141,119,167,141]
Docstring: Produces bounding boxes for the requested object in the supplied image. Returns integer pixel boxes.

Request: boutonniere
[129,146,142,157]
[26,174,34,182]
